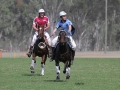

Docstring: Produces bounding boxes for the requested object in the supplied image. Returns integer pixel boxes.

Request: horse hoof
[41,73,44,76]
[63,70,66,74]
[30,66,34,73]
[31,71,34,73]
[56,76,60,81]
[30,66,34,70]
[66,75,70,79]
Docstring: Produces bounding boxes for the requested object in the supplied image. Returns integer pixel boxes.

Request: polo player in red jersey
[27,9,51,58]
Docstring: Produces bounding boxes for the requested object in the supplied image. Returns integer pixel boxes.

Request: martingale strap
[38,42,46,49]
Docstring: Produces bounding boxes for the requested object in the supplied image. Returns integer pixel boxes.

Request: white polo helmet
[59,11,67,17]
[38,9,45,13]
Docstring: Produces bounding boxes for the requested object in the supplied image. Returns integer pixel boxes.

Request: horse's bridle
[58,30,68,43]
[37,26,46,49]
[38,27,44,38]
[58,30,69,55]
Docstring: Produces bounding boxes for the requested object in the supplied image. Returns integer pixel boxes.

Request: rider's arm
[52,21,60,35]
[44,23,50,31]
[33,24,38,31]
[44,17,50,31]
[68,25,72,34]
[67,20,72,34]
[33,18,38,31]
[52,28,57,35]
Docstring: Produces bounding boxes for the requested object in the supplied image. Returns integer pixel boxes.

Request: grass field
[0,58,120,90]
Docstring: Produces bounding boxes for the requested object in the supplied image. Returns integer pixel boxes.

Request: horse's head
[38,26,44,39]
[37,26,46,49]
[58,30,67,45]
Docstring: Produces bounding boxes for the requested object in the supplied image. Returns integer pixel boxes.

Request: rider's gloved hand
[44,28,47,31]
[67,30,71,34]
[52,32,55,36]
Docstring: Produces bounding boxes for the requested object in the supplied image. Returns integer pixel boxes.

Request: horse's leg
[63,61,68,74]
[30,53,36,73]
[66,61,71,79]
[41,55,46,75]
[55,60,60,80]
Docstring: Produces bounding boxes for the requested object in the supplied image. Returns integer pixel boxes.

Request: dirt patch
[1,51,120,58]
[75,51,120,58]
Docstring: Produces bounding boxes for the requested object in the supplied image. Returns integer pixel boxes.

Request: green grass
[0,58,120,90]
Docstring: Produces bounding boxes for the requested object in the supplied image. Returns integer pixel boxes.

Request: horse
[54,30,73,80]
[30,26,48,75]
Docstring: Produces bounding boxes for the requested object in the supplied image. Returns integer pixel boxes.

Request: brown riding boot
[50,47,55,62]
[26,46,33,58]
[47,45,52,58]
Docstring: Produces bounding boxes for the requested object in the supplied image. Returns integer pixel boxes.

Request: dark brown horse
[54,30,72,80]
[30,26,48,75]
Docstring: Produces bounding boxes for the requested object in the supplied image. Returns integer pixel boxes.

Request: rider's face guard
[39,12,45,17]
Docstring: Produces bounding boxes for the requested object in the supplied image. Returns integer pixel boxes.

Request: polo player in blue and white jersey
[51,11,76,63]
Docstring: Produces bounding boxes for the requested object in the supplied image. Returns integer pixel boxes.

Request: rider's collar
[38,16,44,19]
[61,20,66,23]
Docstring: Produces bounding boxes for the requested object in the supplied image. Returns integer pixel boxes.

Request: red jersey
[33,16,49,27]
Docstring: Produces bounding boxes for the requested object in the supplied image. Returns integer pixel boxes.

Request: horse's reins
[59,31,69,56]
[60,43,69,57]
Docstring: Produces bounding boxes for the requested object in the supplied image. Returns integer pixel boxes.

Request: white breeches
[51,36,76,51]
[31,32,51,46]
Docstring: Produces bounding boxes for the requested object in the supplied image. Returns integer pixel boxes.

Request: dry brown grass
[1,51,120,58]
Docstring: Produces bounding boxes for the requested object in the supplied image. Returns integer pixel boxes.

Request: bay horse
[54,30,73,80]
[30,26,48,75]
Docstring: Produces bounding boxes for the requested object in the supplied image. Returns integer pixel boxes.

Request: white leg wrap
[41,64,44,75]
[66,68,68,74]
[31,60,35,68]
[56,66,60,75]
[66,67,70,75]
[34,62,36,67]
[68,67,70,75]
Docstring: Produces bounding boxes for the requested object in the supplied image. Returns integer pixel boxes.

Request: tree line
[0,0,120,51]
